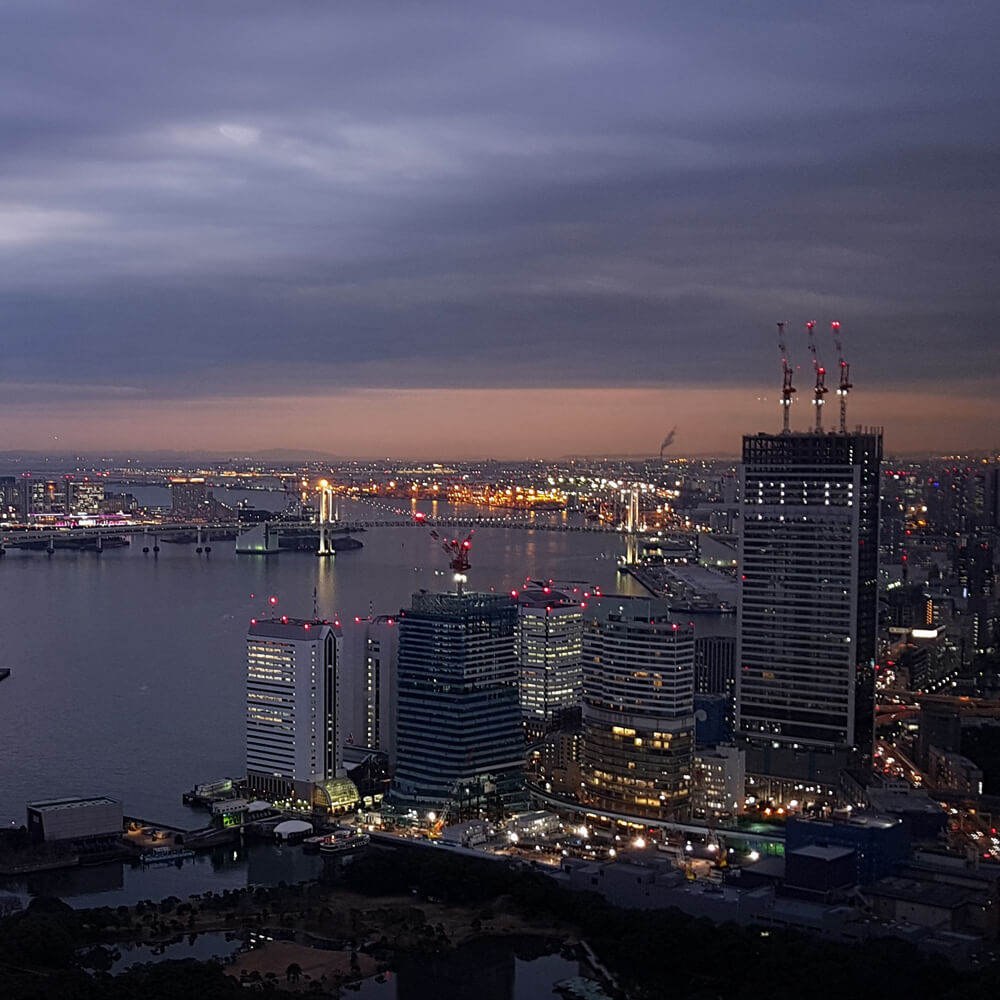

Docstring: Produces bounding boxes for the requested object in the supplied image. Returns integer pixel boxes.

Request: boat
[318,831,370,855]
[140,846,195,865]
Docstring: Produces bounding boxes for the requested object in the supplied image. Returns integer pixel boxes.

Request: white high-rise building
[692,744,746,820]
[246,617,342,801]
[517,586,583,736]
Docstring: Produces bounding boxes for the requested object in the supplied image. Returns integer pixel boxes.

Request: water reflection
[0,843,329,910]
[355,939,581,1000]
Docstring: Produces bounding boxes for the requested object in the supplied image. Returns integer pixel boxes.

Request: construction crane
[776,322,797,433]
[429,529,473,595]
[805,321,827,433]
[830,321,853,433]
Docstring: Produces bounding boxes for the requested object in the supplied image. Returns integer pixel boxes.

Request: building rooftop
[409,590,517,617]
[867,876,970,910]
[247,617,340,639]
[27,796,119,812]
[790,845,856,863]
[792,813,900,832]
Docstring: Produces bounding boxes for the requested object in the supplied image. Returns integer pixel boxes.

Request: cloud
[0,2,997,452]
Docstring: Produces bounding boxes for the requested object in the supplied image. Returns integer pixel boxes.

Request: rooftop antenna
[830,321,852,433]
[312,587,319,620]
[805,321,827,433]
[776,322,795,433]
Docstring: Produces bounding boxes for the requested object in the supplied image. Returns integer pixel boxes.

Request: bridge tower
[318,481,336,557]
[621,485,642,533]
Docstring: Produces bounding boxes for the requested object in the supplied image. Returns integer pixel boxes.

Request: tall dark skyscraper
[736,430,883,804]
[386,591,525,817]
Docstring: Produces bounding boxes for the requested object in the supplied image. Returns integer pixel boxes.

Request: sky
[1,1,998,458]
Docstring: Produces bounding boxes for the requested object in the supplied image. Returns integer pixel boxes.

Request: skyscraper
[387,591,525,817]
[736,430,882,803]
[517,585,583,738]
[246,617,342,802]
[581,595,695,819]
[340,614,399,767]
[170,477,213,519]
[68,480,104,516]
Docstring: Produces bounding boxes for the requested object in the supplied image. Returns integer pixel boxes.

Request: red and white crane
[805,321,827,433]
[429,529,474,595]
[776,321,796,434]
[830,321,853,433]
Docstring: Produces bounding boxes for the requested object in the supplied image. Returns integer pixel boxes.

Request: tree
[286,962,302,983]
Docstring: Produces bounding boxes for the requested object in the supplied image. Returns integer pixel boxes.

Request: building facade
[581,595,695,819]
[0,477,19,520]
[340,614,399,767]
[517,587,583,738]
[246,617,342,802]
[23,479,68,517]
[736,430,882,804]
[387,591,525,817]
[691,744,746,820]
[68,480,105,516]
[170,477,213,519]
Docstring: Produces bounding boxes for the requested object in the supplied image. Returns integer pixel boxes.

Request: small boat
[318,832,371,856]
[140,846,195,865]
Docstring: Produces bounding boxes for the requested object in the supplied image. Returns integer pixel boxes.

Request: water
[350,939,581,1000]
[1,842,329,909]
[0,497,634,832]
[111,930,239,972]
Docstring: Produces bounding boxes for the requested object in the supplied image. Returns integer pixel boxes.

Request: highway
[525,782,786,848]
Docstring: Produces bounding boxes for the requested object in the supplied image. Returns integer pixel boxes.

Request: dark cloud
[1,0,998,420]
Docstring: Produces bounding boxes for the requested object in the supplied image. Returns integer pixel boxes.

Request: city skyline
[2,3,998,456]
